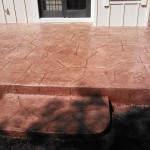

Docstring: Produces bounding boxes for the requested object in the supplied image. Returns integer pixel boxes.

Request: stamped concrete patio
[0,23,150,104]
[0,23,150,138]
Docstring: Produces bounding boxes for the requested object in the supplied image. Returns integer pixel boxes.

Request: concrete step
[1,85,150,105]
[0,94,110,139]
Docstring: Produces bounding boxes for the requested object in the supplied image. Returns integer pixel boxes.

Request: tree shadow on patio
[24,105,150,150]
[0,88,150,150]
[25,91,110,141]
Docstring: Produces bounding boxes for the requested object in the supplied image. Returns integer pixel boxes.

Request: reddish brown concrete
[0,24,150,104]
[0,94,110,139]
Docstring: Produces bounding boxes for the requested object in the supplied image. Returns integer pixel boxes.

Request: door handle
[103,0,110,7]
[5,8,10,15]
[141,0,148,6]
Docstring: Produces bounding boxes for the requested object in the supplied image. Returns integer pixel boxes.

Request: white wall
[0,0,6,23]
[0,0,94,24]
[0,0,150,26]
[14,0,27,23]
[25,0,39,23]
[0,0,39,23]
[2,0,17,23]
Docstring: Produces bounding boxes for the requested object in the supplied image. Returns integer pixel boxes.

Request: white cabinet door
[0,0,6,23]
[14,0,27,23]
[97,0,150,26]
[3,0,16,23]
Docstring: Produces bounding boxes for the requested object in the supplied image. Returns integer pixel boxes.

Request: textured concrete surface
[0,23,150,104]
[0,94,109,138]
[0,105,150,150]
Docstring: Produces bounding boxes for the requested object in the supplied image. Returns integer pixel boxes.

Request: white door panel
[124,4,139,26]
[110,4,124,26]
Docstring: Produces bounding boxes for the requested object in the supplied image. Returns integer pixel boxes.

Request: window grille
[45,0,62,11]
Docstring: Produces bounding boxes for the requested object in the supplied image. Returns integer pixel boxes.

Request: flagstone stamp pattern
[0,24,150,104]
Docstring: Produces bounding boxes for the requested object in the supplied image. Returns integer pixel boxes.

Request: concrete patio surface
[0,23,150,139]
[0,94,110,138]
[0,23,150,105]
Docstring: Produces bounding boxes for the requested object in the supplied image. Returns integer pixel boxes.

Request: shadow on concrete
[24,93,110,140]
[0,87,110,142]
[0,85,150,149]
[0,104,150,150]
